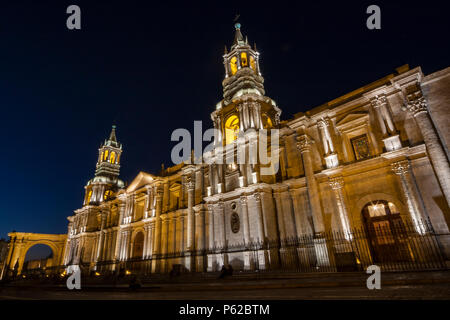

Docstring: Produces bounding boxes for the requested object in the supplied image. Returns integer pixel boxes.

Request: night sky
[1,1,449,242]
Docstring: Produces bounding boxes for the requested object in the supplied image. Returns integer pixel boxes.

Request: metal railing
[6,219,448,281]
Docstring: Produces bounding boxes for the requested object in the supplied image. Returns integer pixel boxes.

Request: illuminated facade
[3,24,450,276]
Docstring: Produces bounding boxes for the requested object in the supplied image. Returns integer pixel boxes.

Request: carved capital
[217,201,224,210]
[156,187,164,198]
[296,134,314,153]
[317,117,330,129]
[391,160,410,175]
[404,84,428,116]
[186,176,195,191]
[253,193,261,202]
[328,176,344,190]
[370,94,387,109]
[240,195,247,205]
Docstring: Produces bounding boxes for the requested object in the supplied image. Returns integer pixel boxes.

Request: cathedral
[2,23,450,277]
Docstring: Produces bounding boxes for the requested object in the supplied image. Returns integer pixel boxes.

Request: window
[240,52,248,67]
[351,134,371,160]
[262,113,273,128]
[110,152,116,164]
[104,190,112,200]
[225,115,239,144]
[230,56,238,75]
[87,190,92,203]
[250,56,256,70]
[103,149,109,161]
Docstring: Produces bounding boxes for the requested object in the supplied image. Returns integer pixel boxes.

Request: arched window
[100,151,104,161]
[225,115,240,145]
[230,56,238,75]
[250,56,256,70]
[104,190,112,200]
[103,149,109,161]
[262,113,273,129]
[87,190,92,203]
[110,152,116,164]
[240,52,248,67]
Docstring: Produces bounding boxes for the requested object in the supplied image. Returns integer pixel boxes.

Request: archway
[22,244,54,276]
[132,231,144,259]
[361,200,410,263]
[1,233,67,278]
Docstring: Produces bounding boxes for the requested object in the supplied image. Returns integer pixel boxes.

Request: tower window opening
[87,190,92,204]
[262,113,273,128]
[110,152,116,164]
[225,115,240,145]
[103,149,109,161]
[241,52,248,67]
[250,56,256,70]
[230,56,238,75]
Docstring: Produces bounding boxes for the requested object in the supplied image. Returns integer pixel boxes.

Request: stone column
[145,186,153,218]
[196,208,206,272]
[317,118,338,168]
[152,187,163,273]
[391,160,427,234]
[217,201,228,266]
[186,178,195,250]
[163,181,170,213]
[207,204,215,272]
[185,178,195,271]
[296,134,325,234]
[240,196,251,245]
[405,85,450,207]
[273,192,287,241]
[143,224,149,259]
[253,193,265,242]
[240,196,252,270]
[328,176,352,240]
[94,213,106,268]
[160,216,169,272]
[253,193,268,269]
[371,95,401,151]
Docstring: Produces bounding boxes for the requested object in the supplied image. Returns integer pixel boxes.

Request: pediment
[336,111,369,127]
[127,171,155,193]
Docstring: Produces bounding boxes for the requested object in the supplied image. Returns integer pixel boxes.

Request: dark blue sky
[1,1,449,240]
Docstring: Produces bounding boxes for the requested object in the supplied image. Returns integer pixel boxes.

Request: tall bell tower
[83,125,125,206]
[211,22,282,146]
[206,23,282,195]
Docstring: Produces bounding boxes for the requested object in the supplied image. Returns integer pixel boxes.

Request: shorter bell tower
[83,125,125,206]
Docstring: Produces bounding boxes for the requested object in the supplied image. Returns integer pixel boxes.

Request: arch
[103,149,109,161]
[261,113,273,129]
[225,115,239,145]
[354,193,406,227]
[230,56,238,75]
[360,199,411,263]
[2,233,67,277]
[23,244,53,272]
[240,52,248,67]
[110,151,116,164]
[131,230,145,259]
[250,55,256,70]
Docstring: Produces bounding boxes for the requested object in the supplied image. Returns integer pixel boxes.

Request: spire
[109,125,117,142]
[232,22,244,47]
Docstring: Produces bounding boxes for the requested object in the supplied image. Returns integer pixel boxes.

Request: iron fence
[9,219,449,281]
[94,219,448,276]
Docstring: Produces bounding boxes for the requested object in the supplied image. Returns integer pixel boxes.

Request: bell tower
[83,125,125,206]
[211,23,282,147]
[206,23,282,195]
